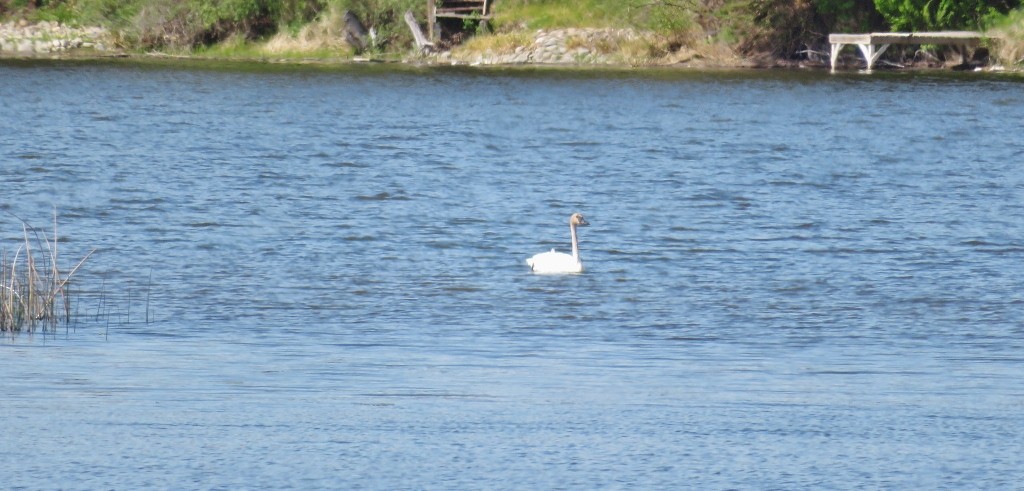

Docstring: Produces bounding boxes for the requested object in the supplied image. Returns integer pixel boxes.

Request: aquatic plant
[1,212,93,335]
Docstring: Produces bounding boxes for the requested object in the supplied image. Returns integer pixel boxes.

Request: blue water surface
[2,60,1024,489]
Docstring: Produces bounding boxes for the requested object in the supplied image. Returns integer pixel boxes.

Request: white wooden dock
[829,31,983,70]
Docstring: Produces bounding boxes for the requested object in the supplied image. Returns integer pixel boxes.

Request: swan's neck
[570,223,580,261]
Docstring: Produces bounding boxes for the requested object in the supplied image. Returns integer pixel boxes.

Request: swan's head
[570,213,588,227]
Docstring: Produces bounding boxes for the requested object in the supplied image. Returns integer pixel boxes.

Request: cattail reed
[1,212,93,334]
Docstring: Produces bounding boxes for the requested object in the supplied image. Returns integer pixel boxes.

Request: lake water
[2,59,1024,489]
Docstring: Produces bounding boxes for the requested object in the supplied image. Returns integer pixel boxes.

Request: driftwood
[404,10,434,53]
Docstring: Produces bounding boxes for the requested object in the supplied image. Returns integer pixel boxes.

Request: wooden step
[435,13,492,20]
[438,7,484,12]
[428,0,491,38]
[434,0,488,14]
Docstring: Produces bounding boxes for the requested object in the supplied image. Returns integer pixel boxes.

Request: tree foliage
[873,0,1017,31]
[742,0,886,56]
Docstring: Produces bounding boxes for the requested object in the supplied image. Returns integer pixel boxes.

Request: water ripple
[2,61,1024,490]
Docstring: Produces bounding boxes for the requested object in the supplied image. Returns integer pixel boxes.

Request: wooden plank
[437,7,485,12]
[436,2,484,9]
[428,0,436,40]
[872,31,982,45]
[829,33,871,44]
[434,13,492,19]
[829,31,982,46]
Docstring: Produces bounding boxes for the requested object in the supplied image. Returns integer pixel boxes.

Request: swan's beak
[578,217,589,226]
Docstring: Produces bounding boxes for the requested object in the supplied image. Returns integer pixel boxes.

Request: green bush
[873,0,1018,31]
[78,0,144,30]
[70,0,333,49]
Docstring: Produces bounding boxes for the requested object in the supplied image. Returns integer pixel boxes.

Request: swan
[526,213,589,274]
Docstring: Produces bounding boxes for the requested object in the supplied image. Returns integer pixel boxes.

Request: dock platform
[829,31,983,70]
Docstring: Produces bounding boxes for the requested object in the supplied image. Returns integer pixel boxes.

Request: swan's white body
[527,213,588,274]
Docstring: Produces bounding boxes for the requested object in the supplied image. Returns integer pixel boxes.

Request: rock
[441,26,653,67]
[0,21,111,54]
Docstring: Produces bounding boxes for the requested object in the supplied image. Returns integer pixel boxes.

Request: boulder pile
[0,20,111,54]
[438,28,657,66]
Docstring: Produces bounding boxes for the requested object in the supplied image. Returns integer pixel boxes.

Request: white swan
[527,213,589,274]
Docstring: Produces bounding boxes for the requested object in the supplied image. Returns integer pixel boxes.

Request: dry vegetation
[456,30,532,55]
[988,10,1024,65]
[263,5,350,54]
[1,213,92,335]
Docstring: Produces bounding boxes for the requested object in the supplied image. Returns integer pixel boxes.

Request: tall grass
[986,8,1024,65]
[1,213,93,335]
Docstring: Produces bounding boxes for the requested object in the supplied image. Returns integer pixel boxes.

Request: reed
[1,212,93,335]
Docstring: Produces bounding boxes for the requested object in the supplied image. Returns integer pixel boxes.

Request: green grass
[493,0,635,29]
[191,33,272,57]
[491,0,697,32]
[193,41,355,60]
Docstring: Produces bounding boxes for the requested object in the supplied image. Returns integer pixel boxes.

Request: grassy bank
[2,1,1023,66]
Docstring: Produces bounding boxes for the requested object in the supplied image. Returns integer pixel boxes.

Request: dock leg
[427,0,437,42]
[856,43,874,70]
[856,43,890,70]
[830,43,844,71]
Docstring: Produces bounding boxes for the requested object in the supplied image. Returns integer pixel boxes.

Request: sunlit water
[2,59,1024,489]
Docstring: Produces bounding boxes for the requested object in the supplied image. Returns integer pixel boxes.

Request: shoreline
[1,21,1017,73]
[6,49,1018,75]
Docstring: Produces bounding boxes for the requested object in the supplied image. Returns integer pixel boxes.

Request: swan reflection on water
[526,213,589,274]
